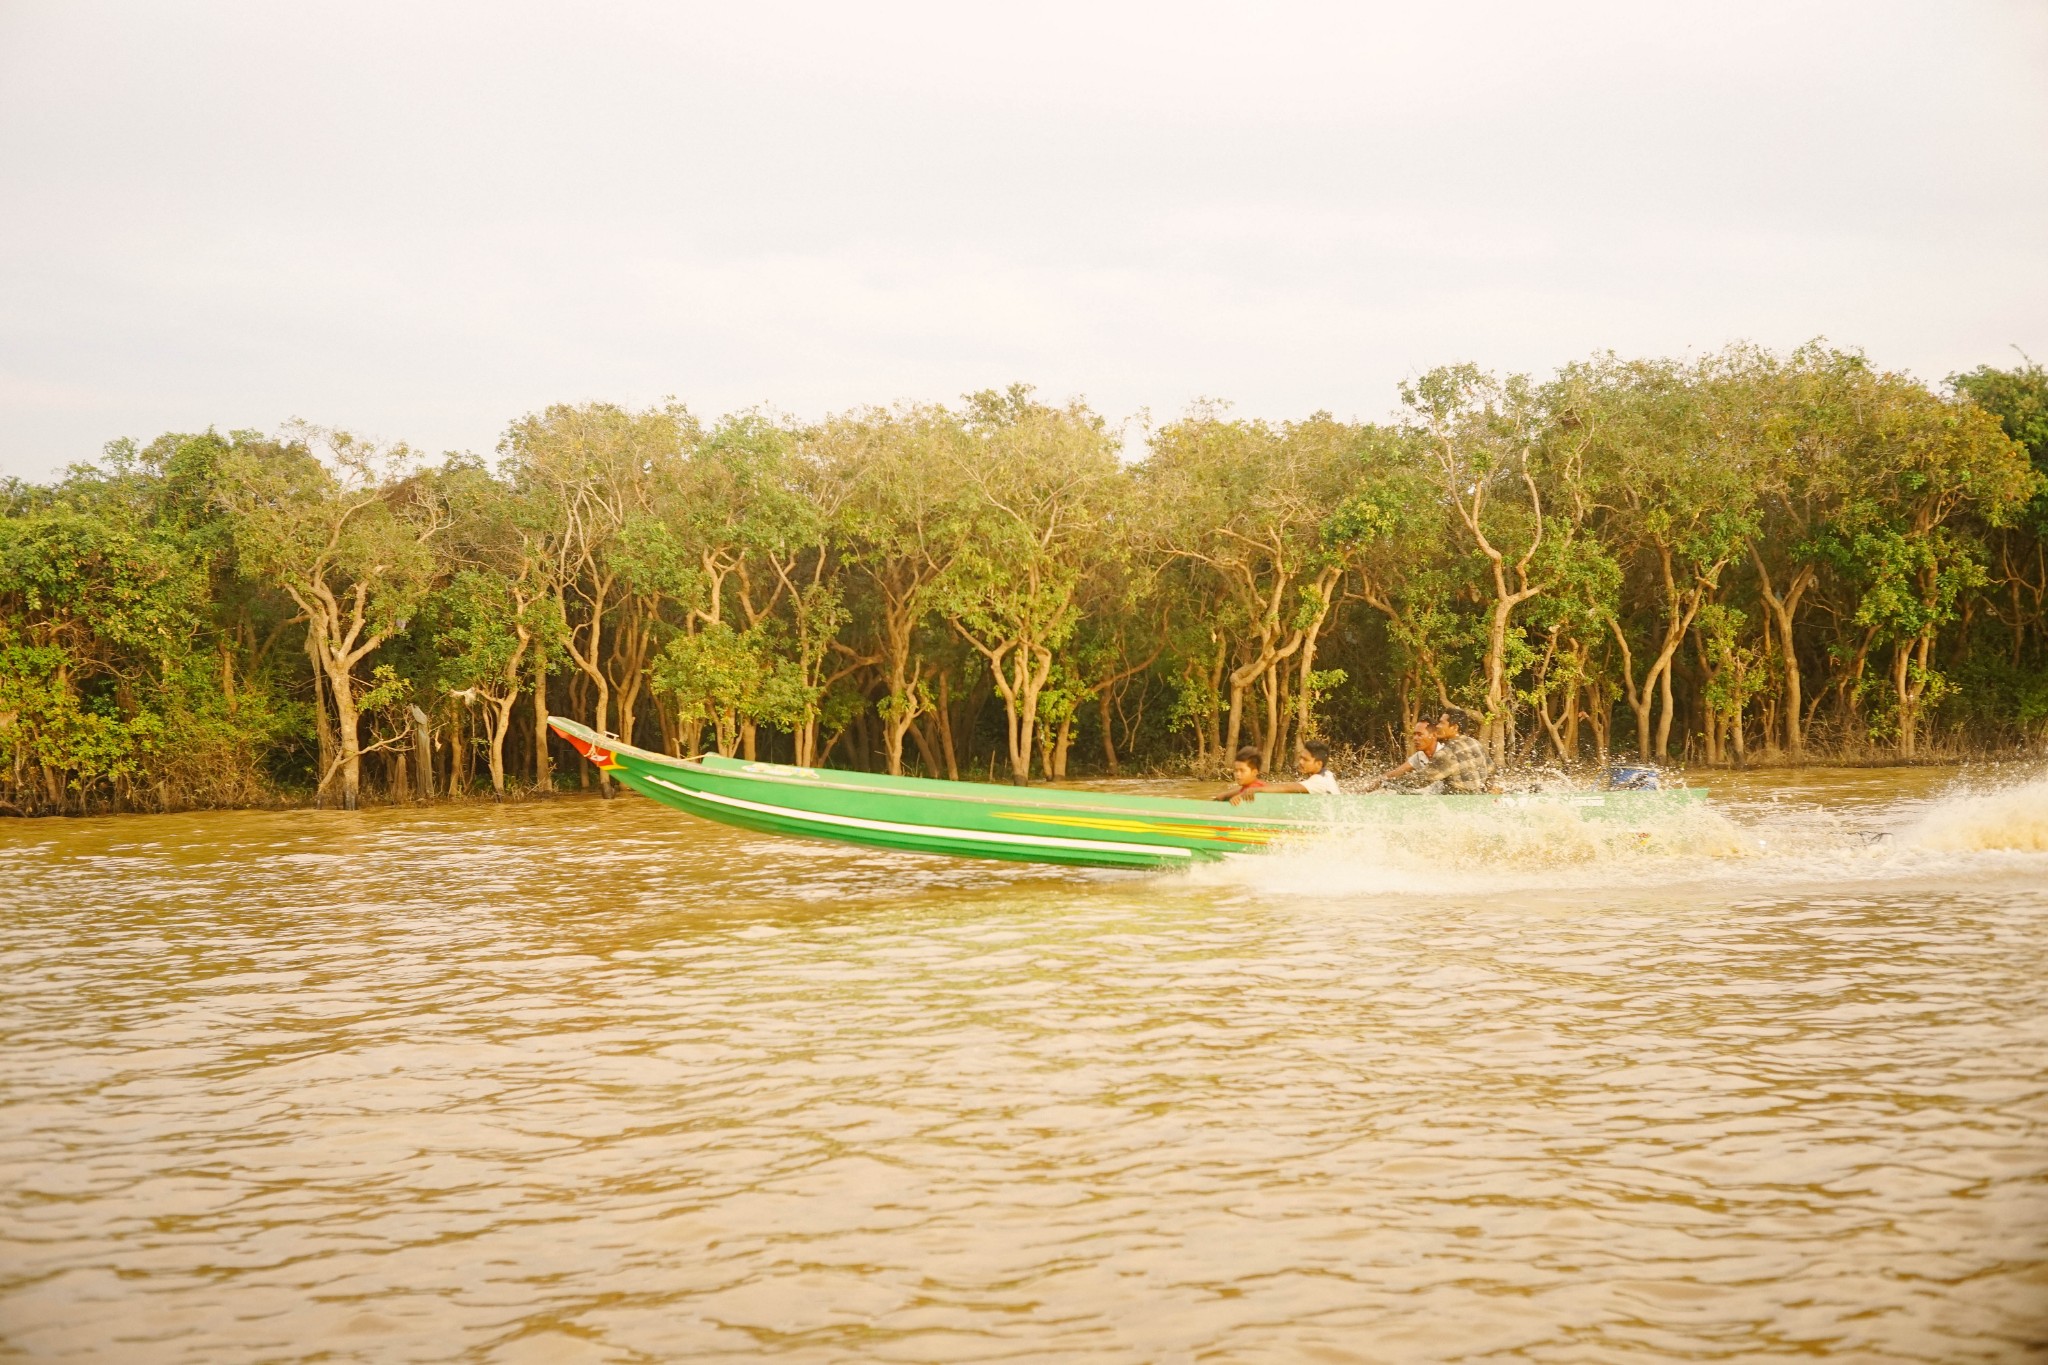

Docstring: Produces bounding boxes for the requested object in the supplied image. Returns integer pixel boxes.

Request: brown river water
[3,767,2047,1363]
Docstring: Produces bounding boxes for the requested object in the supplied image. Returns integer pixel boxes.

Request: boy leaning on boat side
[1259,741,1341,795]
[1213,746,1268,804]
[1214,742,1341,804]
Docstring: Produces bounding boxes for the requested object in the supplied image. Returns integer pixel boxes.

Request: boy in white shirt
[1259,741,1341,796]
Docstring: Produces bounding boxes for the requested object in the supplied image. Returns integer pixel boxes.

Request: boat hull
[548,717,1706,871]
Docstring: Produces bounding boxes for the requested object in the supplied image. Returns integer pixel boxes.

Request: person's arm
[1258,780,1310,795]
[1365,756,1415,791]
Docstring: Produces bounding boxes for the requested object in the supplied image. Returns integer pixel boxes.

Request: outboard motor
[1606,765,1661,791]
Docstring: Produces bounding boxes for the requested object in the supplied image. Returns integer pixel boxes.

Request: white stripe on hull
[638,774,1194,859]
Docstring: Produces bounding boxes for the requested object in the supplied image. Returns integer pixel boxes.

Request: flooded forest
[3,344,2045,815]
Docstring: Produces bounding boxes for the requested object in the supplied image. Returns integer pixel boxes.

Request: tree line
[3,343,2044,815]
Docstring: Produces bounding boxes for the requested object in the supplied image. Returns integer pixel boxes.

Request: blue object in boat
[1607,765,1661,790]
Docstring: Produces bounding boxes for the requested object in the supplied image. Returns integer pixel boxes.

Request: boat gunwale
[551,716,1330,829]
[548,715,1698,832]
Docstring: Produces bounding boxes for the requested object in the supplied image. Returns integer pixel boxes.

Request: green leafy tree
[1950,357,2048,674]
[651,620,812,757]
[1403,365,1580,765]
[820,403,970,775]
[942,386,1122,784]
[215,426,447,809]
[1819,379,2036,755]
[1145,409,1391,769]
[1566,353,1758,759]
[503,401,697,793]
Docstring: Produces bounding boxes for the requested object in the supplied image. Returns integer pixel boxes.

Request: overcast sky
[1,1,2044,478]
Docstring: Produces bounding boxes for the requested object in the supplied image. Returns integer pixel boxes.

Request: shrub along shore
[3,344,2045,816]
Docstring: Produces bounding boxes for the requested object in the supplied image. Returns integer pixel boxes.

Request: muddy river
[3,767,2046,1362]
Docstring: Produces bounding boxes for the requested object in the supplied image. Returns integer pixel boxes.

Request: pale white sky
[2,1,2045,478]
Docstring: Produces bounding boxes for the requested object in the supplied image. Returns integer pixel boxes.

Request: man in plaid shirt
[1424,713,1494,794]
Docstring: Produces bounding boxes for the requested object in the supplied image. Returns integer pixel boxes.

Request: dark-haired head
[1234,745,1263,768]
[1302,740,1329,763]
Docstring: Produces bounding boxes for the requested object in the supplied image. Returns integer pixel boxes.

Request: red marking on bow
[549,722,615,767]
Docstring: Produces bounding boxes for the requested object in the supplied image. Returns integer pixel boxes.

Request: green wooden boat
[549,716,1707,871]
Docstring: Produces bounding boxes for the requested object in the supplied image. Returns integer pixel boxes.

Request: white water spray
[1182,770,2048,899]
[1903,773,2048,853]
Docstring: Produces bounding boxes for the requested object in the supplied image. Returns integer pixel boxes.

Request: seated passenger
[1258,740,1341,795]
[1212,746,1267,805]
[1368,720,1439,791]
[1425,713,1495,794]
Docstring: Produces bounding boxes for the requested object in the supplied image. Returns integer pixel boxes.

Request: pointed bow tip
[546,717,612,765]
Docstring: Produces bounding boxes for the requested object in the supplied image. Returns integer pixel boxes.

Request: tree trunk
[532,642,552,794]
[1893,630,1936,760]
[1841,626,1876,749]
[1012,673,1043,785]
[1654,650,1680,759]
[1607,622,1654,759]
[575,686,590,785]
[1200,642,1221,761]
[1225,635,1299,767]
[1290,573,1338,748]
[876,597,922,776]
[959,664,993,779]
[1751,549,1812,761]
[1223,668,1247,760]
[306,626,336,807]
[410,705,435,802]
[882,696,918,776]
[1482,591,1528,767]
[332,686,362,811]
[986,643,1053,785]
[560,577,616,797]
[1537,676,1572,762]
[1260,661,1283,770]
[1608,609,1701,762]
[487,695,513,797]
[1561,643,1584,761]
[908,713,942,777]
[935,672,960,781]
[448,707,466,796]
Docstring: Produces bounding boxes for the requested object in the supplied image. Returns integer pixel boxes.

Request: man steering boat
[1370,713,1494,794]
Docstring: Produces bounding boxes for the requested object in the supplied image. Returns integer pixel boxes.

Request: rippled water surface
[4,767,2048,1362]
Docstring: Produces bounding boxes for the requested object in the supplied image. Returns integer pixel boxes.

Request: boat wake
[1180,770,2048,899]
[1906,774,2048,853]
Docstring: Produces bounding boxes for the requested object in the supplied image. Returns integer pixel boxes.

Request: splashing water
[1904,771,2048,852]
[1187,768,2048,899]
